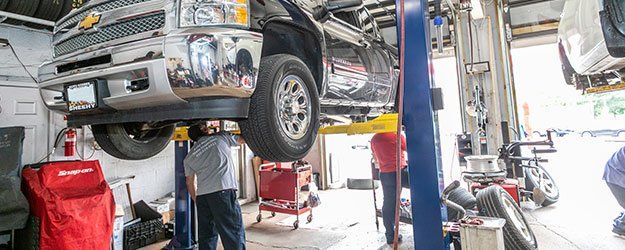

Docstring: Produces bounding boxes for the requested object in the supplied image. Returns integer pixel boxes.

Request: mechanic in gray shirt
[185,124,246,250]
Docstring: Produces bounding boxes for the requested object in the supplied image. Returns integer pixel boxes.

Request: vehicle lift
[165,0,490,248]
[168,126,196,249]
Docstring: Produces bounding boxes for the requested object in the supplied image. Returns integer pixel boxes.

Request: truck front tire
[240,54,320,162]
[92,123,174,160]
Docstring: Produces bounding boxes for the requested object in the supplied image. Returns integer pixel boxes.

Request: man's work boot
[386,234,402,245]
[613,212,625,236]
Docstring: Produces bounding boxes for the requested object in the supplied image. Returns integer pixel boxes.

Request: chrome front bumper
[38,28,262,113]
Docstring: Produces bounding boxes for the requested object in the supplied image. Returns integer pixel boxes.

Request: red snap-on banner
[22,160,114,250]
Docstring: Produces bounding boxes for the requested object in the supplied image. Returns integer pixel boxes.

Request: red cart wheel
[293,220,299,229]
[307,214,313,223]
[256,214,262,223]
[271,212,276,217]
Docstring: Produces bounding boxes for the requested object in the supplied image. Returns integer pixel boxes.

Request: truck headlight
[179,0,249,27]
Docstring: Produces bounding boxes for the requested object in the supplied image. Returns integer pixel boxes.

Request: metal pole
[168,140,194,249]
[400,0,445,248]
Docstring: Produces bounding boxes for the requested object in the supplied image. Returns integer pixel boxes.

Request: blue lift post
[398,0,446,248]
[168,140,195,249]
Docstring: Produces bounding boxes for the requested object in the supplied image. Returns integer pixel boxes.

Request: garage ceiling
[366,0,565,43]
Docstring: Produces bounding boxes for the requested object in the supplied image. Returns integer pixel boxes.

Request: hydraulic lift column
[399,0,445,248]
[168,127,196,249]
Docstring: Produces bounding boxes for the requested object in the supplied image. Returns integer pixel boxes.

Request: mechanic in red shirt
[370,132,410,244]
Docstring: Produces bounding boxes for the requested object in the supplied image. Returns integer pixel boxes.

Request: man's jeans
[607,182,625,209]
[196,189,246,250]
[379,168,410,241]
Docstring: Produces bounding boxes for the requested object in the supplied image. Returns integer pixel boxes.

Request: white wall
[0,24,175,204]
[47,113,175,203]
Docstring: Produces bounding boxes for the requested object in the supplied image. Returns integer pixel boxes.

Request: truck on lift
[38,0,398,161]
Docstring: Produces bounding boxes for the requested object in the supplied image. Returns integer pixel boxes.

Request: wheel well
[261,21,324,92]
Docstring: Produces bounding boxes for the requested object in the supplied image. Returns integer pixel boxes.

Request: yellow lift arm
[318,113,398,135]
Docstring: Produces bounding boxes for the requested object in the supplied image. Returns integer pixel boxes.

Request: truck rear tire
[92,123,174,160]
[240,54,320,162]
[477,185,537,250]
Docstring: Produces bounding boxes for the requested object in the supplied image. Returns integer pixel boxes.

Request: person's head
[187,124,208,142]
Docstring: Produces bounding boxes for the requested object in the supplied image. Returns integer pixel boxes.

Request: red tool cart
[256,161,313,229]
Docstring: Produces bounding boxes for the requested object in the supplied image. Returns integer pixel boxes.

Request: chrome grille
[56,0,152,32]
[54,12,165,57]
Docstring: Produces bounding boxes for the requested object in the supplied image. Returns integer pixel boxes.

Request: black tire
[33,0,63,20]
[57,0,74,20]
[559,42,589,90]
[256,214,262,223]
[4,0,40,25]
[92,123,174,160]
[524,164,559,207]
[239,54,320,162]
[446,186,477,221]
[24,0,64,29]
[477,185,537,250]
[0,0,8,11]
[293,220,299,229]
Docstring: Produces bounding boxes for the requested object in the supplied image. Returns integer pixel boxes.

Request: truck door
[356,8,394,107]
[325,10,376,104]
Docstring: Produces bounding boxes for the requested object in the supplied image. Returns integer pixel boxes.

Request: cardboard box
[156,197,175,211]
[148,202,169,214]
[161,210,175,224]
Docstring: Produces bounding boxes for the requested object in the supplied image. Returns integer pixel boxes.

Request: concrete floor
[145,136,625,249]
[521,136,625,250]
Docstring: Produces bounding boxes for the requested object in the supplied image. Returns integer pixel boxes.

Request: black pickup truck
[38,0,398,161]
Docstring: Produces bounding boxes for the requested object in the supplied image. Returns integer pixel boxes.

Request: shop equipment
[17,160,115,249]
[256,161,313,229]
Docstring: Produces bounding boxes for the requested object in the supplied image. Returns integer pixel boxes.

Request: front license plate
[66,82,97,112]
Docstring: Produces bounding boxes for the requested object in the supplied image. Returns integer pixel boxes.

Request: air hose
[392,0,406,248]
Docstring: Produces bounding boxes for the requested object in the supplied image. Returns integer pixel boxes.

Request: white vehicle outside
[558,0,625,90]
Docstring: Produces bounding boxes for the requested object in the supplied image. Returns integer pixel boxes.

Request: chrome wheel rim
[275,75,311,140]
[529,168,558,198]
[502,193,533,242]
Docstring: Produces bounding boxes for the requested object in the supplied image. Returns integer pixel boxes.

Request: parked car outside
[579,129,625,138]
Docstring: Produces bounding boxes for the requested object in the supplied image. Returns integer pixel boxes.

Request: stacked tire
[1,0,74,28]
[477,185,537,250]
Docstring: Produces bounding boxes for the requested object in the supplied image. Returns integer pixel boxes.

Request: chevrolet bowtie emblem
[79,13,101,30]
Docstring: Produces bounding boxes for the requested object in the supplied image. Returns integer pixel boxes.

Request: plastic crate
[123,219,163,250]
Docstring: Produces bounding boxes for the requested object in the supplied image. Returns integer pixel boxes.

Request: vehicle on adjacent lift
[558,0,625,90]
[38,0,398,161]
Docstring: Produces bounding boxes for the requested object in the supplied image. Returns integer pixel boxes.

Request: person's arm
[236,135,245,145]
[183,155,197,202]
[186,175,197,202]
[370,140,380,168]
[223,131,245,146]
